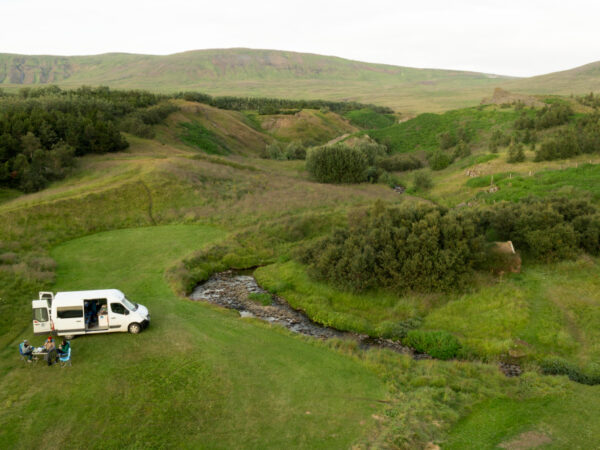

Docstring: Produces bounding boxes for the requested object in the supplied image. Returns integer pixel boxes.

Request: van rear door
[32,300,52,335]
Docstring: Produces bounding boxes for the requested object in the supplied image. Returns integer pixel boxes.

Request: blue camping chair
[59,346,72,367]
[19,343,32,364]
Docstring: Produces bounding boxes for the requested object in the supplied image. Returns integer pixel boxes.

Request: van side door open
[55,305,85,334]
[32,300,52,335]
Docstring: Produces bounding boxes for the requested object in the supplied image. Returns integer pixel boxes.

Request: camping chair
[19,343,27,362]
[19,343,32,364]
[59,347,72,367]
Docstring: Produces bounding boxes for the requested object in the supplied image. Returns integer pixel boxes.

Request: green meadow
[0,225,387,448]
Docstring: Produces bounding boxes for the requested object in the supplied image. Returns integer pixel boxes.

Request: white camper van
[32,289,150,338]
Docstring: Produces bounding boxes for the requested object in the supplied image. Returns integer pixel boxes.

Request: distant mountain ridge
[0,48,598,112]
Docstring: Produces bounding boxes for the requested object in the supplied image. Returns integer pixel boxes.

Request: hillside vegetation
[4,49,600,114]
[0,49,512,113]
[2,86,600,448]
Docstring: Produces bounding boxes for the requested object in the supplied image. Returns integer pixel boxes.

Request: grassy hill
[0,49,513,113]
[4,48,600,115]
[506,61,600,96]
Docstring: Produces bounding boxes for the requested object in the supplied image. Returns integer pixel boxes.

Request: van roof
[54,289,124,306]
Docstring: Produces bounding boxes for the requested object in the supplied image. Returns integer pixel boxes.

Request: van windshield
[123,297,138,311]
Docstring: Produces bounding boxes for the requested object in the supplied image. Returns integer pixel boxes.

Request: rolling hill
[505,60,600,95]
[0,48,513,113]
[5,49,600,114]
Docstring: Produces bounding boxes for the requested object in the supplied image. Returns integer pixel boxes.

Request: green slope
[506,61,600,96]
[0,48,513,113]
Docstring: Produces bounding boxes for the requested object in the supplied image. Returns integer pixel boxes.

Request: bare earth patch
[499,431,552,449]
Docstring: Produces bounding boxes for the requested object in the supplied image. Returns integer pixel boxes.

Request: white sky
[2,0,599,77]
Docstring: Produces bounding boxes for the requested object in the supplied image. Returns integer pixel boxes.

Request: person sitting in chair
[43,336,56,366]
[21,339,33,362]
[57,339,70,358]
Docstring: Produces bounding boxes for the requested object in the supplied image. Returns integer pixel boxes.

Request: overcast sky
[2,0,599,77]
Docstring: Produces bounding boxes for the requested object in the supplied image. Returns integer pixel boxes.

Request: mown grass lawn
[0,225,386,449]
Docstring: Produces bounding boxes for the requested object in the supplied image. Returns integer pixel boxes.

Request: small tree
[507,142,526,163]
[427,151,452,170]
[284,141,306,160]
[414,172,433,191]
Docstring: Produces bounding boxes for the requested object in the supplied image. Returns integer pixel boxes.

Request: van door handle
[75,320,82,322]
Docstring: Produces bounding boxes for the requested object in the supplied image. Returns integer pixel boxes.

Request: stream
[189,270,522,376]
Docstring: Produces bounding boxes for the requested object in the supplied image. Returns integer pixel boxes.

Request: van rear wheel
[128,323,141,334]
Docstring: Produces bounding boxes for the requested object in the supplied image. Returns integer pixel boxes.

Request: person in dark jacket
[57,339,70,357]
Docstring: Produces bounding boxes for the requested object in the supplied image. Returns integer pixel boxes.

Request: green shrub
[489,129,511,153]
[378,171,403,188]
[262,142,287,160]
[427,151,452,170]
[534,103,573,129]
[535,129,579,161]
[305,144,368,183]
[540,357,600,385]
[414,172,433,191]
[404,330,462,360]
[507,142,525,163]
[452,141,471,159]
[284,141,306,160]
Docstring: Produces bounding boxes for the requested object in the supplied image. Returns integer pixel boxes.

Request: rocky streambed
[189,270,522,376]
[189,270,412,354]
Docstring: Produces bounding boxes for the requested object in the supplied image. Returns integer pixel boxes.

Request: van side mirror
[125,309,130,315]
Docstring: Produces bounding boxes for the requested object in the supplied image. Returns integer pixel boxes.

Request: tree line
[175,91,394,115]
[0,86,175,192]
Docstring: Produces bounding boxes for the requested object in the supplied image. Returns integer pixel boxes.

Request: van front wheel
[128,323,141,334]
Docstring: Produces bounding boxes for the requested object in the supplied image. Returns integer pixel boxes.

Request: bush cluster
[534,115,600,161]
[479,197,600,261]
[577,92,600,109]
[300,202,485,293]
[404,330,462,360]
[261,141,307,160]
[305,142,389,183]
[300,197,600,296]
[121,103,179,138]
[514,103,573,130]
[489,129,511,152]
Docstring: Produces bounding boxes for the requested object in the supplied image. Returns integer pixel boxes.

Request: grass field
[0,225,389,448]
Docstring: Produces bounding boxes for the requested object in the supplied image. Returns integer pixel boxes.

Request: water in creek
[189,270,413,355]
[189,270,522,376]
